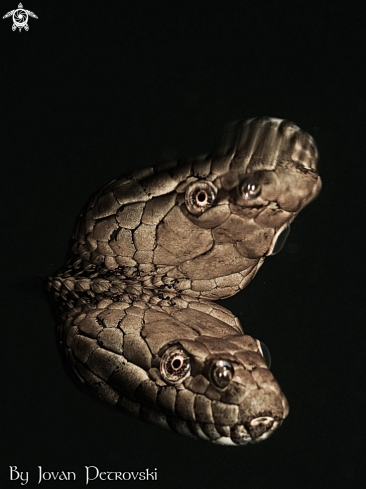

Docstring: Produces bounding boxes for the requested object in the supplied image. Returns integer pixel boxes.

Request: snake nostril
[248,416,275,439]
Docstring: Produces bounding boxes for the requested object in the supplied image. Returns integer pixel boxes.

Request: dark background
[1,1,365,487]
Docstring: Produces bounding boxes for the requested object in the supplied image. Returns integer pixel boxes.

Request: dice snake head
[133,305,289,445]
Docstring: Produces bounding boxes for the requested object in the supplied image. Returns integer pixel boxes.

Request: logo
[3,3,38,31]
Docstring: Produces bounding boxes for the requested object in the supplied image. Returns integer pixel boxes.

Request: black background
[1,1,365,488]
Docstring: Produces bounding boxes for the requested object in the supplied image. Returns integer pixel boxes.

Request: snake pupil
[160,346,191,384]
[172,358,183,370]
[185,180,218,215]
[196,190,207,204]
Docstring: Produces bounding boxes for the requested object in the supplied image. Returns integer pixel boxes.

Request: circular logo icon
[13,8,28,30]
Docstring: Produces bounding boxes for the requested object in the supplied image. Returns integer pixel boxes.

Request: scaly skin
[48,117,321,445]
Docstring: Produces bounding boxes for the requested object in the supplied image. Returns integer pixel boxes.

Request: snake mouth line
[160,412,281,446]
[136,396,284,446]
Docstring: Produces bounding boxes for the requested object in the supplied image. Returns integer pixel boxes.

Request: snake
[48,117,321,446]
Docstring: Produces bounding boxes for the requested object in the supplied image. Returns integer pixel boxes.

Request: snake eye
[160,346,191,384]
[185,180,218,215]
[240,176,261,200]
[209,360,234,389]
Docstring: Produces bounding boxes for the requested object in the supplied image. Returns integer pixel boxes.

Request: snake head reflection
[181,118,321,259]
[150,117,321,300]
[57,117,321,303]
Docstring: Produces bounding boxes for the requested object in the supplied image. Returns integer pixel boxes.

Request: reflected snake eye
[185,180,218,215]
[240,176,261,200]
[160,346,191,384]
[209,360,234,389]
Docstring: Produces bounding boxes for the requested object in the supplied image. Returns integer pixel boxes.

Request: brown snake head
[144,307,289,445]
[63,299,288,445]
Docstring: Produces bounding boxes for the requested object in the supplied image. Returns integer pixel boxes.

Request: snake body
[48,117,321,445]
